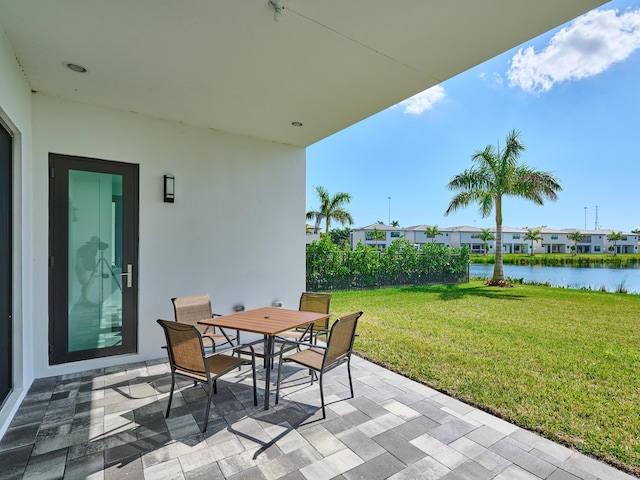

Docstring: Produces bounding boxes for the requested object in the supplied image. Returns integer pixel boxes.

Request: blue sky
[306,0,640,232]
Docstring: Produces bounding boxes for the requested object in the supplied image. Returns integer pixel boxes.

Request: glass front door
[49,154,139,364]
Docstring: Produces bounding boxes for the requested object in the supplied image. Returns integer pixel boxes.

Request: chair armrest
[205,342,256,359]
[313,329,330,342]
[277,339,326,358]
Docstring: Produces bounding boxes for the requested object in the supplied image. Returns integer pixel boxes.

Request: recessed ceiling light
[291,122,303,127]
[64,62,88,73]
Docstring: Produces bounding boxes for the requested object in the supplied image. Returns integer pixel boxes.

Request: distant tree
[632,228,640,234]
[390,220,400,227]
[607,231,624,256]
[568,231,584,256]
[306,186,354,233]
[329,227,351,248]
[524,229,542,256]
[376,220,384,225]
[424,226,441,243]
[478,228,495,256]
[445,130,562,282]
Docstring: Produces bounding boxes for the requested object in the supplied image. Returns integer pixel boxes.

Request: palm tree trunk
[493,197,504,282]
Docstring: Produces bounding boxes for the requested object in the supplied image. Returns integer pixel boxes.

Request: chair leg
[319,371,326,419]
[275,357,284,405]
[347,359,354,398]
[202,379,214,433]
[251,357,258,406]
[166,372,176,418]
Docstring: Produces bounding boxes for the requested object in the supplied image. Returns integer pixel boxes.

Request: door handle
[120,264,133,288]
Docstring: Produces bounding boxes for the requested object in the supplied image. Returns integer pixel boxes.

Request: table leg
[263,335,274,410]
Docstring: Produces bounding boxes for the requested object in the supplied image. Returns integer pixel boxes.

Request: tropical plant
[306,186,354,233]
[424,225,441,243]
[390,220,400,227]
[478,228,495,256]
[329,227,351,248]
[607,231,624,256]
[567,231,584,256]
[524,229,542,256]
[445,130,562,282]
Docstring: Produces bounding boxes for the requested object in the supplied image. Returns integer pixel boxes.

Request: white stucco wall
[31,95,307,378]
[0,29,34,437]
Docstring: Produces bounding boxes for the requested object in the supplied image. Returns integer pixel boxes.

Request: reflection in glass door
[68,170,123,352]
[49,154,138,364]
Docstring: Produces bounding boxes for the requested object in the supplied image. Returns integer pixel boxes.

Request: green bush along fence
[306,237,469,291]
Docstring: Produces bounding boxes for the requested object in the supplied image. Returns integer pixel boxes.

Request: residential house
[538,227,569,254]
[306,225,321,246]
[561,229,639,254]
[404,225,451,248]
[0,1,606,435]
[350,224,405,250]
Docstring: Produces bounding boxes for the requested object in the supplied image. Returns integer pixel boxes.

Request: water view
[469,263,640,294]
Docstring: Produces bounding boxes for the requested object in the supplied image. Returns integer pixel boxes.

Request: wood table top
[198,307,329,336]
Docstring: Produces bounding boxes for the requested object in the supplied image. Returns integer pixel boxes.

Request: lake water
[469,263,640,294]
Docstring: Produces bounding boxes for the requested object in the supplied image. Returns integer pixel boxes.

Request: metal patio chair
[157,319,257,432]
[277,292,331,343]
[172,294,238,351]
[275,311,363,419]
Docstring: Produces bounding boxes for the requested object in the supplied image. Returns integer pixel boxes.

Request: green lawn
[331,281,640,475]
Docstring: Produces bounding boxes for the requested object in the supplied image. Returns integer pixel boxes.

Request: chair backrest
[157,319,206,376]
[323,311,362,369]
[172,294,212,327]
[299,292,331,332]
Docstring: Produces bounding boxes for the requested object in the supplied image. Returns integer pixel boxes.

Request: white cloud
[507,8,640,93]
[400,85,446,114]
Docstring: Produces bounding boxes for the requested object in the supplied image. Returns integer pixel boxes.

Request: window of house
[551,234,558,240]
[512,234,520,239]
[390,232,401,238]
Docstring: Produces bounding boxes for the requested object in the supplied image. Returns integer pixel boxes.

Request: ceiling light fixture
[291,121,303,127]
[64,62,88,73]
[269,0,285,22]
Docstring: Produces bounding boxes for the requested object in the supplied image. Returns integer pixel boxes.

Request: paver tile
[0,357,635,480]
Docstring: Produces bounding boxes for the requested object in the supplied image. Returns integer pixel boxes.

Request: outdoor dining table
[198,306,330,410]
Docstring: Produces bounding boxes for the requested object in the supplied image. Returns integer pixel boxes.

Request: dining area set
[157,292,363,432]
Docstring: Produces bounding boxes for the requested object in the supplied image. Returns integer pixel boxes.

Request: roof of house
[353,223,404,231]
[0,1,604,147]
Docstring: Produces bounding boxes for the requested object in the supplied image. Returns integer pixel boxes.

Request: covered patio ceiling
[0,0,606,147]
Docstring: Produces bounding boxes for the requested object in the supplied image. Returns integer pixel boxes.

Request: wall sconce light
[234,304,245,312]
[164,174,175,203]
[272,300,283,308]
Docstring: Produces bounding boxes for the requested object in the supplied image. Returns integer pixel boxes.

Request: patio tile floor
[0,356,635,480]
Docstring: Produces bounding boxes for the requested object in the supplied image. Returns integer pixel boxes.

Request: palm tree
[369,226,385,249]
[306,186,354,234]
[607,231,624,256]
[390,220,400,227]
[424,226,441,243]
[567,231,584,256]
[524,229,542,256]
[478,228,494,256]
[445,130,562,282]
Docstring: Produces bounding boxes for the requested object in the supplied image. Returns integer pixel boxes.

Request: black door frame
[0,122,12,405]
[49,153,139,364]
